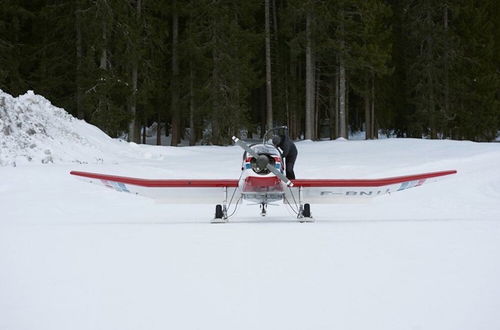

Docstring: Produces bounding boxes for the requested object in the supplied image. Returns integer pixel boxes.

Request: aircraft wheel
[302,203,311,218]
[215,204,224,219]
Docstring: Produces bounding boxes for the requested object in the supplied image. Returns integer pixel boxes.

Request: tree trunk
[260,85,266,137]
[129,65,138,142]
[211,43,221,144]
[335,66,339,138]
[287,54,295,137]
[371,73,377,139]
[338,8,348,139]
[98,19,107,116]
[338,59,347,139]
[127,0,141,143]
[443,3,449,121]
[156,113,161,145]
[346,77,349,135]
[364,72,377,140]
[284,65,290,131]
[364,80,371,140]
[305,11,314,140]
[170,1,180,146]
[425,8,437,139]
[328,76,335,139]
[100,22,107,70]
[314,67,320,139]
[265,0,273,130]
[189,64,196,146]
[75,1,84,119]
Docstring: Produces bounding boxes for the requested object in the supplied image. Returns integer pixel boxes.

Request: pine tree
[29,1,78,113]
[264,0,273,131]
[170,0,181,146]
[451,0,499,140]
[138,0,170,144]
[349,0,392,139]
[125,0,143,143]
[186,0,260,145]
[282,0,334,139]
[79,0,132,137]
[1,0,497,143]
[0,1,31,95]
[404,0,453,138]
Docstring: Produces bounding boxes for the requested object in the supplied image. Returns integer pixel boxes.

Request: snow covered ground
[1,90,500,330]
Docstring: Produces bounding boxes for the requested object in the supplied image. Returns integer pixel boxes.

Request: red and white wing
[70,171,239,204]
[288,170,457,203]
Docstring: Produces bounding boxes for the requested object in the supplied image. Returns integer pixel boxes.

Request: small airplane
[70,127,457,223]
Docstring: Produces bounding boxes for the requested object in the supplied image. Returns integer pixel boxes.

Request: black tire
[302,203,311,218]
[215,204,224,219]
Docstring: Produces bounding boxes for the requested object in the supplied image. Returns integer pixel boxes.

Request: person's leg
[285,154,297,179]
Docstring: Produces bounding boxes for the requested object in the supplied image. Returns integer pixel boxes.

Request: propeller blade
[232,136,293,187]
[232,136,258,158]
[266,163,293,187]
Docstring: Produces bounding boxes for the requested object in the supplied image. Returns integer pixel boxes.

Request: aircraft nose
[255,155,269,171]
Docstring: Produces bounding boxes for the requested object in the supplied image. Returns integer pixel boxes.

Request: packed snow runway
[1,91,500,330]
[2,139,500,330]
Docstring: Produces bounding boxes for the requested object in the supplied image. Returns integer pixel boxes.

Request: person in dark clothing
[272,134,298,180]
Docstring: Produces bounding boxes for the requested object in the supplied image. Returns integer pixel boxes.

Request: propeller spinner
[254,155,270,173]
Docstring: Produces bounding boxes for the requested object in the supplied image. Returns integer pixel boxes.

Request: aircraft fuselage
[238,143,286,204]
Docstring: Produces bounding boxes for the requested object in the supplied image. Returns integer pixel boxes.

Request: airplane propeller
[232,136,293,187]
[254,154,270,172]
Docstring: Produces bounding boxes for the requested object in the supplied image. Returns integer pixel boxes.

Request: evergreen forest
[1,0,499,144]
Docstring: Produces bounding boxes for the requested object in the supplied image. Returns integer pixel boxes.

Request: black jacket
[276,134,297,159]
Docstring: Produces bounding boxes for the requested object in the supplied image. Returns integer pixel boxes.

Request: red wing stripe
[291,170,457,187]
[70,171,239,188]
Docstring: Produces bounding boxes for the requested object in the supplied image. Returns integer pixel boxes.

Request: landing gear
[298,203,313,222]
[211,187,229,224]
[260,203,267,217]
[212,204,228,223]
[297,186,313,222]
[215,204,224,218]
[302,203,311,218]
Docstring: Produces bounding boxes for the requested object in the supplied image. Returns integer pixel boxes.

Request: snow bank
[0,90,123,166]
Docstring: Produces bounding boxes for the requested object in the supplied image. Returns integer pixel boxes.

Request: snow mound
[0,90,120,166]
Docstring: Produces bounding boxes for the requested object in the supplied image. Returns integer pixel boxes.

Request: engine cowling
[250,154,276,175]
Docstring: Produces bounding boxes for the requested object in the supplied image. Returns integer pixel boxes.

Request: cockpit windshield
[250,144,280,156]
